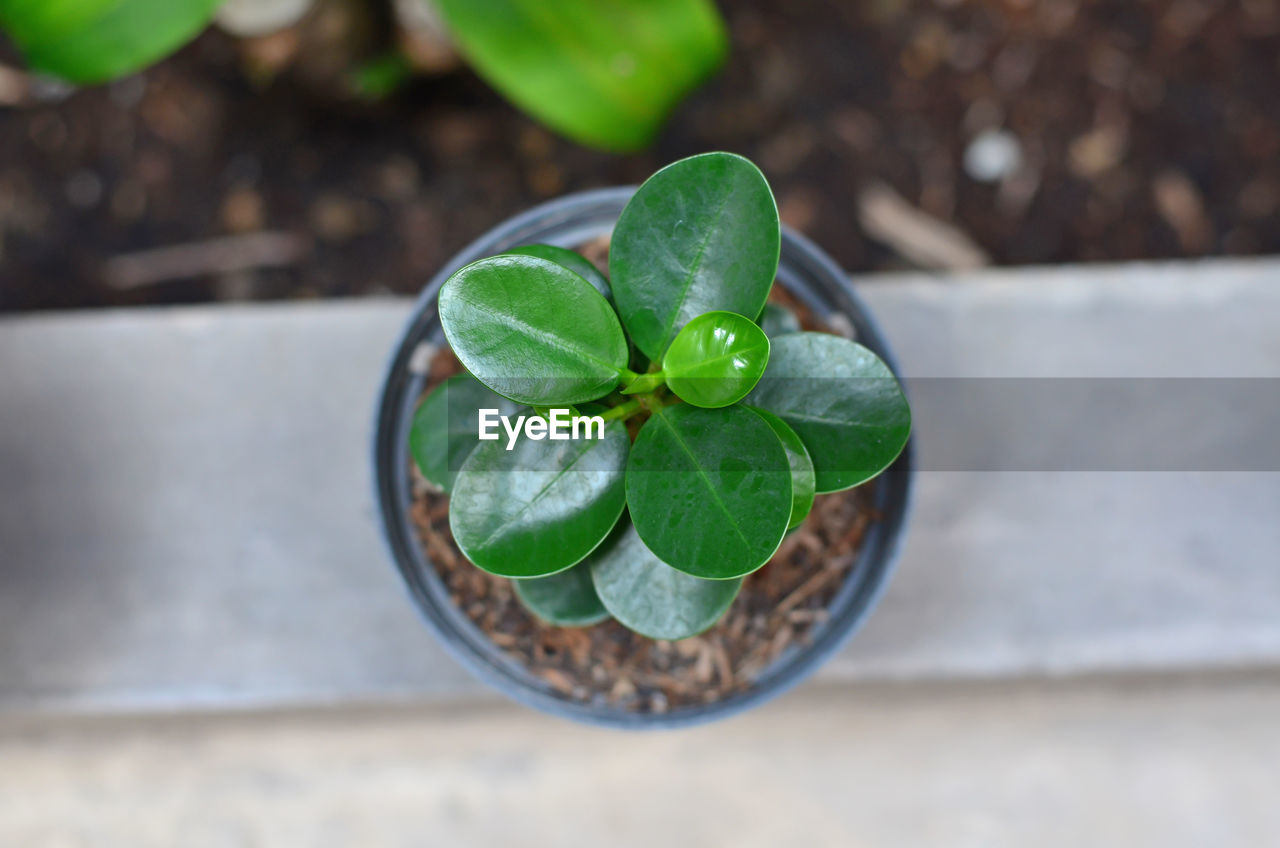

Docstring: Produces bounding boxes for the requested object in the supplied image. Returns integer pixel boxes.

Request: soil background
[2,0,1278,311]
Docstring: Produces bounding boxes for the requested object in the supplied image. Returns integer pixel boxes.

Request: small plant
[411,152,911,640]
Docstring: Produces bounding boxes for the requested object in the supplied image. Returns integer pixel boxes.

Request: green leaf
[439,255,629,406]
[409,375,521,493]
[625,404,791,579]
[662,310,770,408]
[349,51,414,101]
[0,0,220,84]
[450,419,629,578]
[746,332,911,493]
[610,152,781,360]
[589,521,741,640]
[503,244,611,300]
[749,408,816,530]
[758,302,801,337]
[514,561,610,627]
[433,0,727,151]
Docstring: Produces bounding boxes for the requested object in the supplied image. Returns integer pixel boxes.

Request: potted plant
[375,152,913,727]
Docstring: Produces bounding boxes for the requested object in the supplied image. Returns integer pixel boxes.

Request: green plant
[411,152,912,640]
[0,0,725,151]
[0,0,221,83]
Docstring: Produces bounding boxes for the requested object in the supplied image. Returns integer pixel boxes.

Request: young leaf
[0,0,221,84]
[450,420,629,578]
[626,404,791,579]
[749,408,816,530]
[433,0,727,151]
[514,561,610,627]
[409,375,521,493]
[439,255,629,405]
[758,302,801,337]
[662,311,770,408]
[610,152,781,360]
[746,332,911,493]
[503,244,611,300]
[589,522,741,640]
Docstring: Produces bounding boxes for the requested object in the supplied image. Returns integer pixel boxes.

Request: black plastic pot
[373,188,914,729]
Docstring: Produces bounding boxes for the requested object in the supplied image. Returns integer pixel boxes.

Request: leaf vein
[657,185,734,353]
[651,409,752,550]
[474,438,609,551]
[455,293,621,377]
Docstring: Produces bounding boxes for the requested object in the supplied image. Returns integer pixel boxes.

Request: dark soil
[3,0,1279,311]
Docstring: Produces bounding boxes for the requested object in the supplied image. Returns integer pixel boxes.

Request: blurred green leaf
[589,521,741,640]
[0,0,221,83]
[514,560,610,627]
[409,374,521,493]
[349,51,414,100]
[758,302,801,338]
[433,0,727,151]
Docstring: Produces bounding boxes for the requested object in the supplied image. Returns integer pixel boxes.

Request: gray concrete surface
[2,673,1278,847]
[1,258,1278,714]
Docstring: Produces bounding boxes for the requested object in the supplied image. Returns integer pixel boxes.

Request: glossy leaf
[749,408,816,530]
[758,302,801,337]
[626,404,791,579]
[409,375,520,493]
[662,311,770,408]
[589,522,741,640]
[433,0,727,151]
[438,255,628,405]
[610,152,781,360]
[514,561,610,627]
[747,332,911,493]
[0,0,220,84]
[450,420,629,578]
[503,244,611,300]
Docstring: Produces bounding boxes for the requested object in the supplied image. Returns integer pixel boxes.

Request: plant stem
[600,398,643,423]
[620,370,666,395]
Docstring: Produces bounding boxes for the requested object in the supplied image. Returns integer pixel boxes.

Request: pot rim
[372,187,915,729]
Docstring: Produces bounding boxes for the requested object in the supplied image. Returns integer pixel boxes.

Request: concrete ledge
[2,258,1278,714]
[6,675,1279,847]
